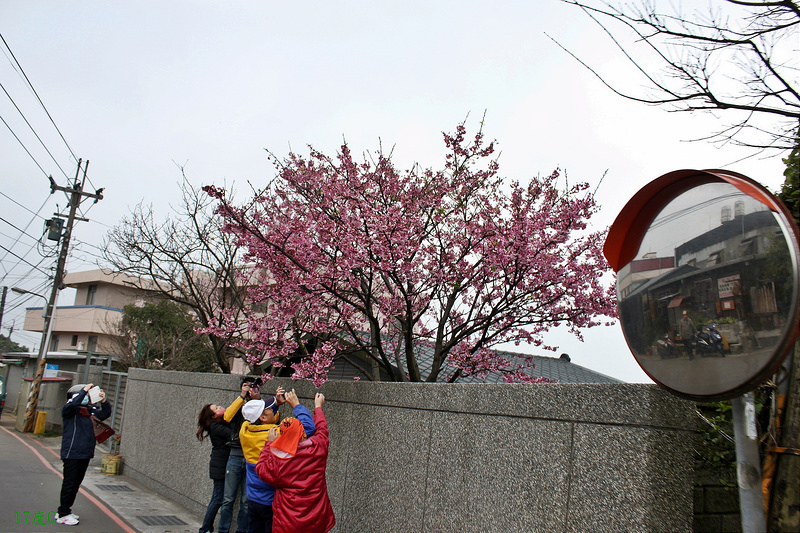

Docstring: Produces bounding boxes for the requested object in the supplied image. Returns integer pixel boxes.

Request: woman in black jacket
[197,403,232,533]
[56,383,112,526]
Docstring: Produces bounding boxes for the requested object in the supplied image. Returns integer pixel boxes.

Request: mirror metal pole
[732,393,766,533]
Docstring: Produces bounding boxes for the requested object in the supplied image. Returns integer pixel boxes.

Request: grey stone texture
[121,369,696,533]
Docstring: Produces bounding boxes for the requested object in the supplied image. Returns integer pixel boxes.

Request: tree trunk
[213,339,232,374]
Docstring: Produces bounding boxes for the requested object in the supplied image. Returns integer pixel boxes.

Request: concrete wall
[2,363,24,415]
[121,369,697,533]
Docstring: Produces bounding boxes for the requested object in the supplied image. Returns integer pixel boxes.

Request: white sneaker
[56,513,79,525]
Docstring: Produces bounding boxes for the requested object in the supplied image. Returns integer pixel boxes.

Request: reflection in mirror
[617,181,798,399]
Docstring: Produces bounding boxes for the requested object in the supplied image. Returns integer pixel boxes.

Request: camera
[252,377,263,389]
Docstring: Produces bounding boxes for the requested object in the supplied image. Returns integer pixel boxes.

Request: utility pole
[22,160,103,433]
[0,285,7,333]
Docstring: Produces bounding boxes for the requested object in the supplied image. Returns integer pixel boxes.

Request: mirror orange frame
[605,169,800,400]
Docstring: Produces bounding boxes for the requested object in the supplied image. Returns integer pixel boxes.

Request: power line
[5,274,52,295]
[0,228,39,248]
[649,191,748,230]
[71,237,106,254]
[77,200,110,224]
[0,242,52,277]
[0,272,49,283]
[0,232,52,282]
[0,190,49,220]
[0,32,79,165]
[0,264,52,292]
[0,193,52,280]
[5,279,53,313]
[69,247,107,265]
[0,225,46,278]
[0,112,52,178]
[0,215,41,242]
[2,276,52,345]
[0,80,71,179]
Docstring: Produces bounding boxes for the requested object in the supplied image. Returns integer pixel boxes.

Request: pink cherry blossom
[202,121,617,385]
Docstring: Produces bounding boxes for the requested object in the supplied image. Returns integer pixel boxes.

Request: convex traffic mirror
[605,169,800,401]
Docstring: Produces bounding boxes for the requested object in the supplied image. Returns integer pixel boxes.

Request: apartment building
[21,269,151,354]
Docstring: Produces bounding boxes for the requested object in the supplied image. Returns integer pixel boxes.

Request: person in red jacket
[255,392,334,533]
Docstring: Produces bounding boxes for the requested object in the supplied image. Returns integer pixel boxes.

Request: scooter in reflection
[656,333,679,359]
[696,323,725,357]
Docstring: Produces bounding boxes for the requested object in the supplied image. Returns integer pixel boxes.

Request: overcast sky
[0,1,791,383]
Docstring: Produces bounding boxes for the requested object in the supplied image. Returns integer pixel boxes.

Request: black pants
[682,339,694,359]
[247,500,273,533]
[58,458,91,516]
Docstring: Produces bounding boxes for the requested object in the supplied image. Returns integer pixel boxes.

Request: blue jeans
[199,478,225,533]
[218,455,249,533]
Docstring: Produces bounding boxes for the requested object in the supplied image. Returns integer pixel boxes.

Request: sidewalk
[1,415,202,533]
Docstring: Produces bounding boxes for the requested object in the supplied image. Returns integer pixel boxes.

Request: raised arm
[62,383,91,418]
[284,389,316,437]
[93,391,112,421]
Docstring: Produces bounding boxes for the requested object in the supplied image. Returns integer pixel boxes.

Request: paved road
[0,414,202,533]
[0,420,135,533]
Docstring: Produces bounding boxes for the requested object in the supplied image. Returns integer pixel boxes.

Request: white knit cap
[242,399,266,423]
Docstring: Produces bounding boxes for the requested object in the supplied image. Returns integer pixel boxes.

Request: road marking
[0,425,138,533]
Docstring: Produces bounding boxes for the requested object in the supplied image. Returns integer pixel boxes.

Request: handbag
[91,415,115,444]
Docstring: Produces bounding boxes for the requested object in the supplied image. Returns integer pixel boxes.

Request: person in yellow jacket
[219,376,260,533]
[240,388,315,533]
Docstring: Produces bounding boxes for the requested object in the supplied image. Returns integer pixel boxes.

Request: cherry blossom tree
[203,122,616,385]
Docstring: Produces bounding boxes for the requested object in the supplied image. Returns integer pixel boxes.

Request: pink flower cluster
[203,121,616,385]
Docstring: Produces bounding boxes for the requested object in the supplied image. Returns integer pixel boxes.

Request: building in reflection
[619,203,790,356]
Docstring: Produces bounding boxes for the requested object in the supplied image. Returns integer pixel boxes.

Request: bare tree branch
[557,0,800,151]
[102,174,248,373]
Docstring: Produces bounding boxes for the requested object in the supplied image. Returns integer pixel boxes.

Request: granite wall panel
[121,369,695,533]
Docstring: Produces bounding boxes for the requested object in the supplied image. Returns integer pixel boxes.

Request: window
[88,336,98,352]
[86,284,97,305]
[49,335,59,352]
[71,335,78,346]
[706,251,723,266]
[693,278,714,314]
[739,237,756,256]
